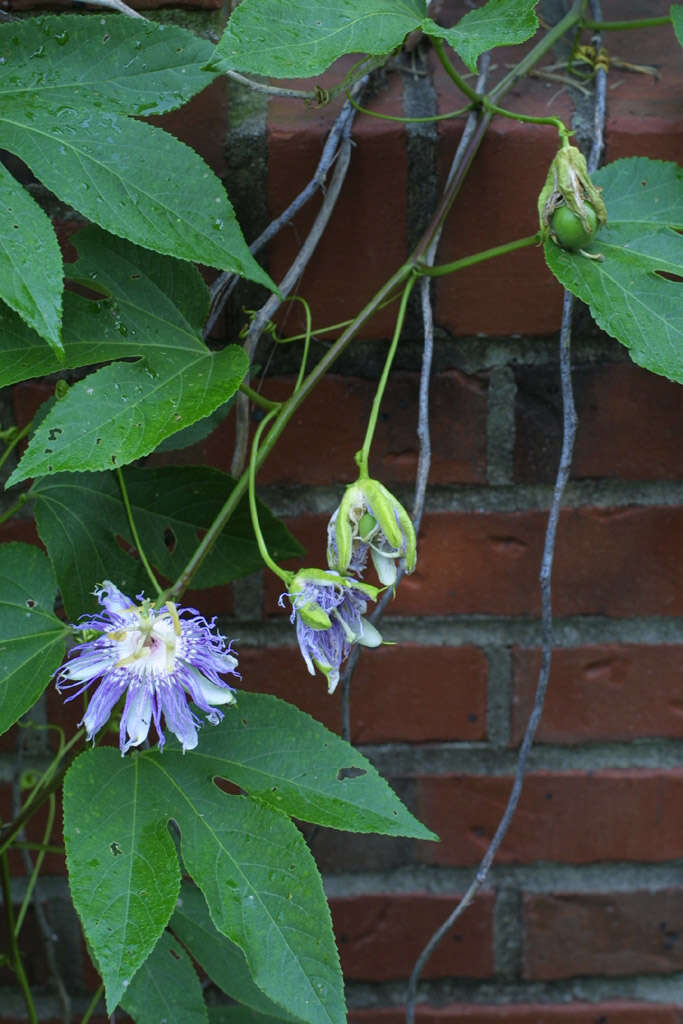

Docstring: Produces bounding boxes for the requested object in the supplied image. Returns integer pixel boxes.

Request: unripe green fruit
[551,203,599,251]
[358,512,377,540]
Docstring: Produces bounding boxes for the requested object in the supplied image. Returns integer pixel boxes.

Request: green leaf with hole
[171,882,300,1023]
[0,225,211,390]
[31,467,303,618]
[64,746,345,1022]
[423,0,538,72]
[0,163,63,351]
[188,691,437,840]
[0,543,67,735]
[545,158,683,383]
[0,14,215,116]
[119,931,208,1024]
[207,0,425,77]
[7,229,250,484]
[0,98,272,288]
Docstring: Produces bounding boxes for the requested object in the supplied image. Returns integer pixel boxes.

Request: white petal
[371,549,397,586]
[214,652,239,673]
[123,686,153,749]
[194,675,236,706]
[358,619,382,648]
[60,653,113,683]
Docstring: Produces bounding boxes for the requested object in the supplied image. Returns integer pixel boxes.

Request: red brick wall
[2,0,683,1020]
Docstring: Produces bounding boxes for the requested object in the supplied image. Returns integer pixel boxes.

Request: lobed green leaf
[0,543,67,736]
[64,747,345,1022]
[0,14,216,116]
[423,0,538,72]
[183,690,437,841]
[171,882,300,1022]
[207,0,425,77]
[6,229,250,483]
[0,98,273,287]
[545,158,683,383]
[0,163,63,351]
[32,467,303,618]
[119,931,209,1024]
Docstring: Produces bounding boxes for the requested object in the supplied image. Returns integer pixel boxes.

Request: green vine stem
[14,793,56,935]
[0,491,28,527]
[80,984,105,1024]
[1,851,37,1024]
[357,273,417,478]
[432,37,484,103]
[485,102,570,140]
[347,92,470,124]
[169,0,589,600]
[115,467,163,599]
[581,15,672,30]
[239,381,281,413]
[419,232,540,277]
[167,261,413,600]
[0,418,32,473]
[247,407,292,586]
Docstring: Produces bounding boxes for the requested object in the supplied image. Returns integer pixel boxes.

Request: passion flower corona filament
[55,581,239,754]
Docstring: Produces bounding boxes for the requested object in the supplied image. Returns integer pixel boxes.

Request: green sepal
[297,601,332,631]
[361,479,405,550]
[290,567,380,603]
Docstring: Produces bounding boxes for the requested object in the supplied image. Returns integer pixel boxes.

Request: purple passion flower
[55,581,239,755]
[281,568,382,694]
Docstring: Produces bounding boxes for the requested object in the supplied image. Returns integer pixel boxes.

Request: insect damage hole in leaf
[337,766,367,781]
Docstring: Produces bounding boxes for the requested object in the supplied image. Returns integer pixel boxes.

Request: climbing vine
[0,1,681,1022]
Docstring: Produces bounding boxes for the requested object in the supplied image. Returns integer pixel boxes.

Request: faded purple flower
[327,479,416,587]
[55,581,239,755]
[281,568,382,694]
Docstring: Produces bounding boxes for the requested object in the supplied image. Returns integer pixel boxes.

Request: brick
[266,62,408,340]
[331,892,494,980]
[511,645,683,745]
[349,1003,683,1023]
[389,507,683,618]
[265,505,683,619]
[515,362,683,483]
[524,890,683,981]
[179,371,488,486]
[0,519,41,549]
[416,770,683,866]
[238,643,488,743]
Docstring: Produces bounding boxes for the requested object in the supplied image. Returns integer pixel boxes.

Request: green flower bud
[538,144,607,249]
[327,478,417,584]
